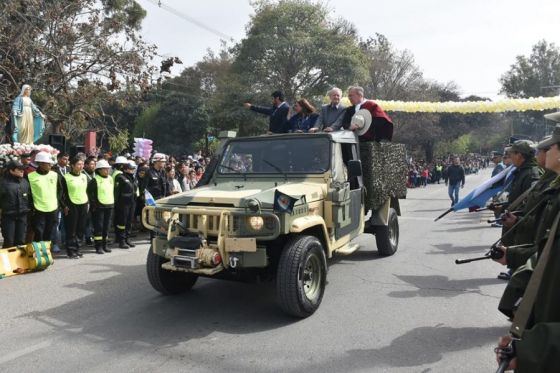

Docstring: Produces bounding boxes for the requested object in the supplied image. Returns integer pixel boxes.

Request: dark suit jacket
[250,102,290,133]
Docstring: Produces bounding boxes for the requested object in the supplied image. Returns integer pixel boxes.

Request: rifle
[494,343,516,373]
[474,201,508,212]
[487,210,521,224]
[455,243,533,264]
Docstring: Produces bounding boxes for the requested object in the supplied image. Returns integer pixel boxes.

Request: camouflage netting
[360,142,408,211]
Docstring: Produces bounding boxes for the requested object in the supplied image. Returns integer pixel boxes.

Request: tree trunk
[424,143,434,163]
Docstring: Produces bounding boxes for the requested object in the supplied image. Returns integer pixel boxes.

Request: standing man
[309,87,346,133]
[146,153,168,200]
[341,86,394,142]
[444,157,465,207]
[244,90,290,134]
[114,161,138,249]
[87,160,114,254]
[0,161,31,248]
[491,151,505,177]
[27,152,63,242]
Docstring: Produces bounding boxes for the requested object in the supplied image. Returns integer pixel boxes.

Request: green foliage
[134,103,161,138]
[500,40,560,98]
[232,0,367,103]
[108,129,130,154]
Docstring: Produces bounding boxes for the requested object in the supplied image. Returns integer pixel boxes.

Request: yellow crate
[0,242,53,279]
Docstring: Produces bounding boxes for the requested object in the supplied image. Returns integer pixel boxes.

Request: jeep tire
[147,247,198,295]
[375,207,399,256]
[277,235,327,318]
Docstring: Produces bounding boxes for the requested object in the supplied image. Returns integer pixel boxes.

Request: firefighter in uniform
[87,160,114,254]
[61,156,89,258]
[114,161,138,249]
[27,151,63,242]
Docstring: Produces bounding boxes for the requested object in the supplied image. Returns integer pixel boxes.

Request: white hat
[35,151,54,164]
[127,160,137,169]
[152,153,167,162]
[351,109,373,136]
[95,159,111,169]
[114,156,128,164]
[544,111,560,123]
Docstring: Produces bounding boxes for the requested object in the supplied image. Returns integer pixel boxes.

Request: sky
[137,0,560,100]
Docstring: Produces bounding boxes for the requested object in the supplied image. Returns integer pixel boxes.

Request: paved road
[0,169,510,373]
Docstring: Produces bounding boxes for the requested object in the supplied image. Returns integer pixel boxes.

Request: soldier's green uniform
[499,178,560,317]
[503,171,558,267]
[513,210,560,373]
[501,141,540,247]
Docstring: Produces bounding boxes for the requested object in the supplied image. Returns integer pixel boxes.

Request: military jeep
[143,131,406,318]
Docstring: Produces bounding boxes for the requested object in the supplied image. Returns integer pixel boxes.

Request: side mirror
[347,160,362,178]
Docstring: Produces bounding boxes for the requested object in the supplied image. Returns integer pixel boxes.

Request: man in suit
[342,86,394,142]
[309,87,346,133]
[244,90,290,134]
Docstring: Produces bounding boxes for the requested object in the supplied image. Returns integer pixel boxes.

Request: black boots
[125,238,135,248]
[102,238,112,253]
[118,240,130,249]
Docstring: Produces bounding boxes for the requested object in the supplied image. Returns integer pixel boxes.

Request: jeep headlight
[247,216,264,231]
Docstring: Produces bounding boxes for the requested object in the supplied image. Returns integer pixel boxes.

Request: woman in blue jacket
[288,98,319,133]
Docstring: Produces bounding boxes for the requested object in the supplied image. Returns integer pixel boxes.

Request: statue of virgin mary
[11,84,46,144]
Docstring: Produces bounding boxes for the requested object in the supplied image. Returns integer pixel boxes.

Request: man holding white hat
[28,151,63,242]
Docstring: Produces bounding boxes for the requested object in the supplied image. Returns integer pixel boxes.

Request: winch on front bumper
[143,206,281,274]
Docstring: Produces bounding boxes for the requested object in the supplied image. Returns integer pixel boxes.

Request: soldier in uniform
[495,124,560,371]
[114,161,138,249]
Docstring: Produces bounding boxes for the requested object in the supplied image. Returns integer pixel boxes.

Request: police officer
[27,152,63,242]
[146,153,168,200]
[87,160,114,254]
[114,161,138,249]
[0,161,31,247]
[82,156,96,246]
[61,156,89,258]
[112,155,128,180]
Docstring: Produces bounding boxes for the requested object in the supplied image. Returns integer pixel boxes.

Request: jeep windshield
[218,136,330,175]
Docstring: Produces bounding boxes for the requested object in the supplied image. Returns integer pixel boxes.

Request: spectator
[244,90,290,134]
[166,166,181,195]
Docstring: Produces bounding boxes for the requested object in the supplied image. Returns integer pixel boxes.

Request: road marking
[0,340,51,364]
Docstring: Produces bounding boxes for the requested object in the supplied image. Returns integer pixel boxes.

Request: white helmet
[35,151,54,164]
[152,153,167,162]
[114,156,128,165]
[95,159,111,169]
[126,160,137,169]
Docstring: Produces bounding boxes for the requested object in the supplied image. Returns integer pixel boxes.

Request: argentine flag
[452,165,515,212]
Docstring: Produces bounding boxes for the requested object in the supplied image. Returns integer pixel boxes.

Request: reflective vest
[112,169,122,181]
[95,174,114,205]
[64,172,89,205]
[28,171,58,212]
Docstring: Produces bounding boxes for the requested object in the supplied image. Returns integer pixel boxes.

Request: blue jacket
[250,102,290,133]
[288,113,319,132]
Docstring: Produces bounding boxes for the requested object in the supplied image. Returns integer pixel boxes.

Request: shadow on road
[285,325,504,372]
[426,243,489,256]
[387,274,503,298]
[21,262,296,351]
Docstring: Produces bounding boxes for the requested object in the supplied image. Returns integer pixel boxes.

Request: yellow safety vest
[95,174,114,205]
[112,169,122,181]
[28,171,58,212]
[64,172,89,205]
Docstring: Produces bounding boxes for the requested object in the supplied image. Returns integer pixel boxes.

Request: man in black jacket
[0,161,32,247]
[244,90,290,134]
[444,157,465,207]
[146,153,168,200]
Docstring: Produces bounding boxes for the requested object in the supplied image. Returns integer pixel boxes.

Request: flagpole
[434,208,453,222]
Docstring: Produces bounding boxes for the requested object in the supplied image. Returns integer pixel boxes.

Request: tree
[0,0,157,141]
[231,0,367,104]
[500,40,560,98]
[360,34,424,100]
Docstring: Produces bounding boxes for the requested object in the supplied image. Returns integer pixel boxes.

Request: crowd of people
[0,150,208,258]
[406,156,488,189]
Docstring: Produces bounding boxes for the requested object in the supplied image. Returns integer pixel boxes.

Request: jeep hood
[157,181,325,209]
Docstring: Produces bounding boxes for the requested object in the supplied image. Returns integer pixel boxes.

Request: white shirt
[355,100,367,112]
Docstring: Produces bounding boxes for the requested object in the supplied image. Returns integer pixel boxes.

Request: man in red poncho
[341,86,394,142]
